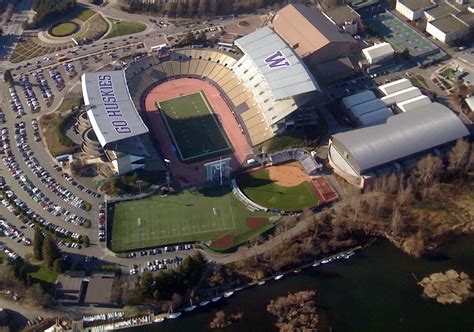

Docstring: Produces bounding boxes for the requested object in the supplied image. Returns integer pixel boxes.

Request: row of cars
[19,74,40,113]
[128,244,193,258]
[7,86,25,119]
[32,70,54,106]
[63,62,77,77]
[12,123,88,211]
[0,243,20,261]
[98,209,105,242]
[47,67,65,90]
[0,187,82,250]
[61,171,101,198]
[0,217,32,246]
[130,256,184,274]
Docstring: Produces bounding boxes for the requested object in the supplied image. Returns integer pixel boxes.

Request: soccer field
[238,170,319,211]
[158,92,231,162]
[110,187,270,251]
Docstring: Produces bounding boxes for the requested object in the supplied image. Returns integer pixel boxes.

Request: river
[125,236,474,331]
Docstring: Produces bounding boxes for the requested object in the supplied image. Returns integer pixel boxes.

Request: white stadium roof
[381,86,422,106]
[81,71,149,147]
[234,26,320,100]
[397,95,432,112]
[362,42,394,63]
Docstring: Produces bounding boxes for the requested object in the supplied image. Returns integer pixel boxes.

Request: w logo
[264,50,290,69]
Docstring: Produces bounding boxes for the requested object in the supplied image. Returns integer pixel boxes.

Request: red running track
[144,78,253,186]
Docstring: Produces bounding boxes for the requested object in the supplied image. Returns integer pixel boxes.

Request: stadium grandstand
[81,71,166,175]
[328,102,470,188]
[232,26,321,145]
[268,149,322,175]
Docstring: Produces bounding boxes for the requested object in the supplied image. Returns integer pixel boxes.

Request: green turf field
[158,92,231,162]
[110,187,270,251]
[238,169,319,211]
[104,18,147,39]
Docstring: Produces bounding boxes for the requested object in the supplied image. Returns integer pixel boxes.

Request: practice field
[109,187,271,251]
[158,92,232,162]
[367,13,443,61]
[238,164,319,211]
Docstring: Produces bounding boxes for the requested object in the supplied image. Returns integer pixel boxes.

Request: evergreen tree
[42,235,61,268]
[3,69,13,85]
[33,227,44,261]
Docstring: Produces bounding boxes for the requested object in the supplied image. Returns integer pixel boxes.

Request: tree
[42,235,61,268]
[414,154,444,198]
[401,48,410,60]
[197,31,207,45]
[267,290,319,331]
[53,258,63,273]
[3,69,13,85]
[81,235,90,247]
[33,227,44,261]
[198,0,209,17]
[448,139,470,171]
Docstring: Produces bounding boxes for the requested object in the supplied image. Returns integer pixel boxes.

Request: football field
[110,187,269,251]
[158,92,231,162]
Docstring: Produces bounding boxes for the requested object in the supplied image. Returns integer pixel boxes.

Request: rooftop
[324,5,360,25]
[234,26,320,100]
[429,14,469,33]
[331,102,470,174]
[272,4,356,58]
[399,0,435,11]
[81,71,149,148]
[362,42,395,59]
[426,3,460,19]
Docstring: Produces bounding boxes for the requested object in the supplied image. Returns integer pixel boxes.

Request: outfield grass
[110,187,269,251]
[158,92,231,162]
[238,169,319,211]
[51,22,78,37]
[104,18,146,39]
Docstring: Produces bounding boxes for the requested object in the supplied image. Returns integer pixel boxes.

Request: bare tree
[414,154,444,198]
[448,139,470,171]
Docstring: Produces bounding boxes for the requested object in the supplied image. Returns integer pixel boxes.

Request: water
[126,236,474,331]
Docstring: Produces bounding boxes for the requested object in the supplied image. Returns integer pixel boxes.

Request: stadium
[79,23,334,252]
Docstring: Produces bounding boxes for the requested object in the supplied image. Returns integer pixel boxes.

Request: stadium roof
[81,71,149,147]
[331,103,469,174]
[342,90,377,109]
[272,4,356,58]
[234,26,320,100]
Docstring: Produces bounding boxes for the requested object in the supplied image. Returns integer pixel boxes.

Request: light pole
[137,180,143,195]
[164,159,171,189]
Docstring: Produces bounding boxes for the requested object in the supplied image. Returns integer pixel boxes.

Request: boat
[153,317,165,323]
[184,305,197,312]
[344,252,355,259]
[274,274,284,281]
[321,259,330,264]
[258,281,266,286]
[224,291,234,298]
[168,312,181,319]
[211,296,222,302]
[293,269,301,274]
[312,262,320,267]
[199,301,210,306]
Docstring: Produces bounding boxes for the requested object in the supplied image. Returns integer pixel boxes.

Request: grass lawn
[51,22,78,37]
[440,68,455,78]
[238,169,319,211]
[69,7,96,22]
[39,98,81,156]
[110,187,270,251]
[29,267,58,284]
[104,18,146,39]
[409,75,428,89]
[158,92,231,162]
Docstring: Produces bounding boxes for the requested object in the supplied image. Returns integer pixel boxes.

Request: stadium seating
[268,149,321,175]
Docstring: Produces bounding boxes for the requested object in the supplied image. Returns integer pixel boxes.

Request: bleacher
[231,180,268,212]
[269,149,322,175]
